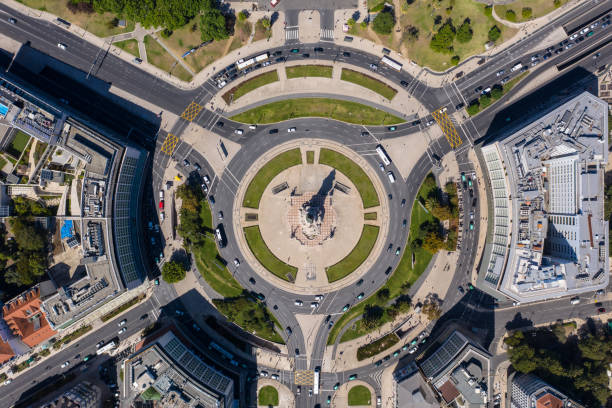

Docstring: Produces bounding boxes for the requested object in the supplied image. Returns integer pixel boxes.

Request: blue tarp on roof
[61,220,73,240]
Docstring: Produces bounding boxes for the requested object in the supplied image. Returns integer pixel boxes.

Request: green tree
[456,19,472,43]
[200,7,229,41]
[402,25,419,42]
[10,218,46,253]
[160,28,172,38]
[360,21,367,29]
[260,16,270,30]
[488,25,501,42]
[479,93,492,108]
[162,261,186,283]
[490,85,503,99]
[483,5,492,17]
[430,19,455,53]
[347,18,355,26]
[422,300,441,320]
[505,9,517,22]
[554,0,561,7]
[362,305,385,329]
[450,55,460,66]
[372,11,394,35]
[466,101,480,115]
[522,7,532,19]
[238,10,248,21]
[376,288,390,301]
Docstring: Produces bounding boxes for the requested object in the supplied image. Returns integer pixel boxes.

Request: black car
[411,120,421,126]
[400,80,409,87]
[269,128,279,134]
[273,50,282,56]
[249,277,256,284]
[216,121,224,127]
[474,86,483,94]
[302,53,310,58]
[343,51,351,57]
[314,47,324,52]
[455,102,465,110]
[275,57,284,63]
[356,278,364,286]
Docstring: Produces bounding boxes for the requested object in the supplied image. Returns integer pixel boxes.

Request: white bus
[510,63,522,72]
[236,57,255,70]
[96,341,117,355]
[376,145,391,166]
[255,52,269,63]
[313,369,320,395]
[381,56,402,72]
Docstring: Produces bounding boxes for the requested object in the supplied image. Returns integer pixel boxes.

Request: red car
[597,307,606,313]
[159,200,164,210]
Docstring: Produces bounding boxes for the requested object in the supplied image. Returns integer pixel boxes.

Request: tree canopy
[430,20,455,53]
[162,261,186,283]
[456,19,472,43]
[488,25,501,42]
[372,11,395,35]
[200,7,229,41]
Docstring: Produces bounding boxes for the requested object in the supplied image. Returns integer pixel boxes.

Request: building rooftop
[394,361,438,408]
[2,287,56,348]
[479,92,609,302]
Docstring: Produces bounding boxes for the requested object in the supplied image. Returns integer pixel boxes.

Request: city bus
[96,341,117,355]
[381,56,402,71]
[313,368,320,395]
[376,145,392,166]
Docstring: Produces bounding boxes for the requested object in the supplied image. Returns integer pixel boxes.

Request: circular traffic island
[348,384,372,406]
[235,140,389,290]
[258,385,279,407]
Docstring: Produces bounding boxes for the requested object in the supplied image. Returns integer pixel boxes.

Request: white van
[570,297,580,305]
[387,171,396,183]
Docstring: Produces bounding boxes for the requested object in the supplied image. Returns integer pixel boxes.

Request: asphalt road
[0,2,610,407]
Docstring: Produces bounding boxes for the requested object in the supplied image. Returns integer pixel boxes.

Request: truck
[510,63,523,72]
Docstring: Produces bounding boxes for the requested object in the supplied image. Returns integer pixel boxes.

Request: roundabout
[234,140,389,290]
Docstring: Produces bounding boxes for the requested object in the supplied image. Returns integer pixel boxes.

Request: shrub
[403,25,419,42]
[488,25,501,42]
[347,18,355,26]
[372,10,394,34]
[554,0,561,7]
[360,21,367,29]
[160,28,173,38]
[490,86,503,99]
[522,7,532,19]
[450,55,460,65]
[466,102,480,115]
[238,11,248,21]
[430,19,455,53]
[505,9,516,22]
[484,5,492,17]
[479,93,492,108]
[456,19,472,43]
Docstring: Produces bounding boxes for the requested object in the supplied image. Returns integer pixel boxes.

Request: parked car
[288,127,296,132]
[294,300,303,306]
[57,43,67,50]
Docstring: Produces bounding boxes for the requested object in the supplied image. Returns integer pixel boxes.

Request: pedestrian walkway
[285,27,299,41]
[320,28,334,42]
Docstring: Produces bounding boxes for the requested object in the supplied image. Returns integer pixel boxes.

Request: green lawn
[222,71,279,104]
[113,39,139,58]
[213,296,285,343]
[242,149,302,208]
[400,0,517,71]
[244,226,298,282]
[495,0,568,22]
[230,98,404,126]
[467,71,530,116]
[326,225,379,282]
[0,155,7,171]
[364,212,377,221]
[286,65,333,79]
[348,385,371,406]
[341,69,397,100]
[357,333,399,360]
[318,148,379,208]
[258,386,279,406]
[7,130,31,159]
[143,35,192,82]
[17,0,135,38]
[306,151,315,164]
[327,175,435,345]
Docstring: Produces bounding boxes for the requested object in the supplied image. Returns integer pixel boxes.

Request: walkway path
[153,35,195,76]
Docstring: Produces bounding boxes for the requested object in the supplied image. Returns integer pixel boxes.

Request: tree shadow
[505,313,533,331]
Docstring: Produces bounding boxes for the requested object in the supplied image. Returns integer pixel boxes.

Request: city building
[40,381,101,408]
[124,327,235,408]
[0,337,15,365]
[478,92,609,302]
[394,361,438,408]
[418,330,491,407]
[510,373,584,408]
[2,286,56,348]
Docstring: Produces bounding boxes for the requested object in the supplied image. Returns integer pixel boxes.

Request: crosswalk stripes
[320,28,334,41]
[285,27,299,41]
[371,369,383,388]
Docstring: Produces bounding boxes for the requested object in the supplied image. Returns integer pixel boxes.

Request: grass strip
[348,385,372,406]
[53,324,92,350]
[100,294,146,322]
[341,68,397,100]
[258,385,279,406]
[242,148,302,208]
[244,226,297,282]
[319,148,379,208]
[326,225,379,282]
[230,98,404,125]
[222,70,279,104]
[357,333,399,360]
[306,151,315,164]
[286,65,333,78]
[468,71,529,116]
[213,296,285,343]
[113,39,140,58]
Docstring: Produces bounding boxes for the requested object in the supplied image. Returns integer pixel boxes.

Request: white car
[3,379,11,385]
[496,70,504,77]
[294,300,303,306]
[233,258,240,267]
[118,319,127,326]
[310,302,319,308]
[426,120,435,126]
[314,295,324,301]
[234,129,243,135]
[61,361,70,368]
[369,63,378,71]
[248,124,257,130]
[118,327,127,335]
[57,43,67,50]
[260,371,268,377]
[570,33,578,40]
[271,374,279,380]
[288,127,296,132]
[408,346,418,354]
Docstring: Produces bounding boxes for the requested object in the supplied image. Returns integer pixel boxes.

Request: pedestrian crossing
[320,28,334,41]
[285,27,299,41]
